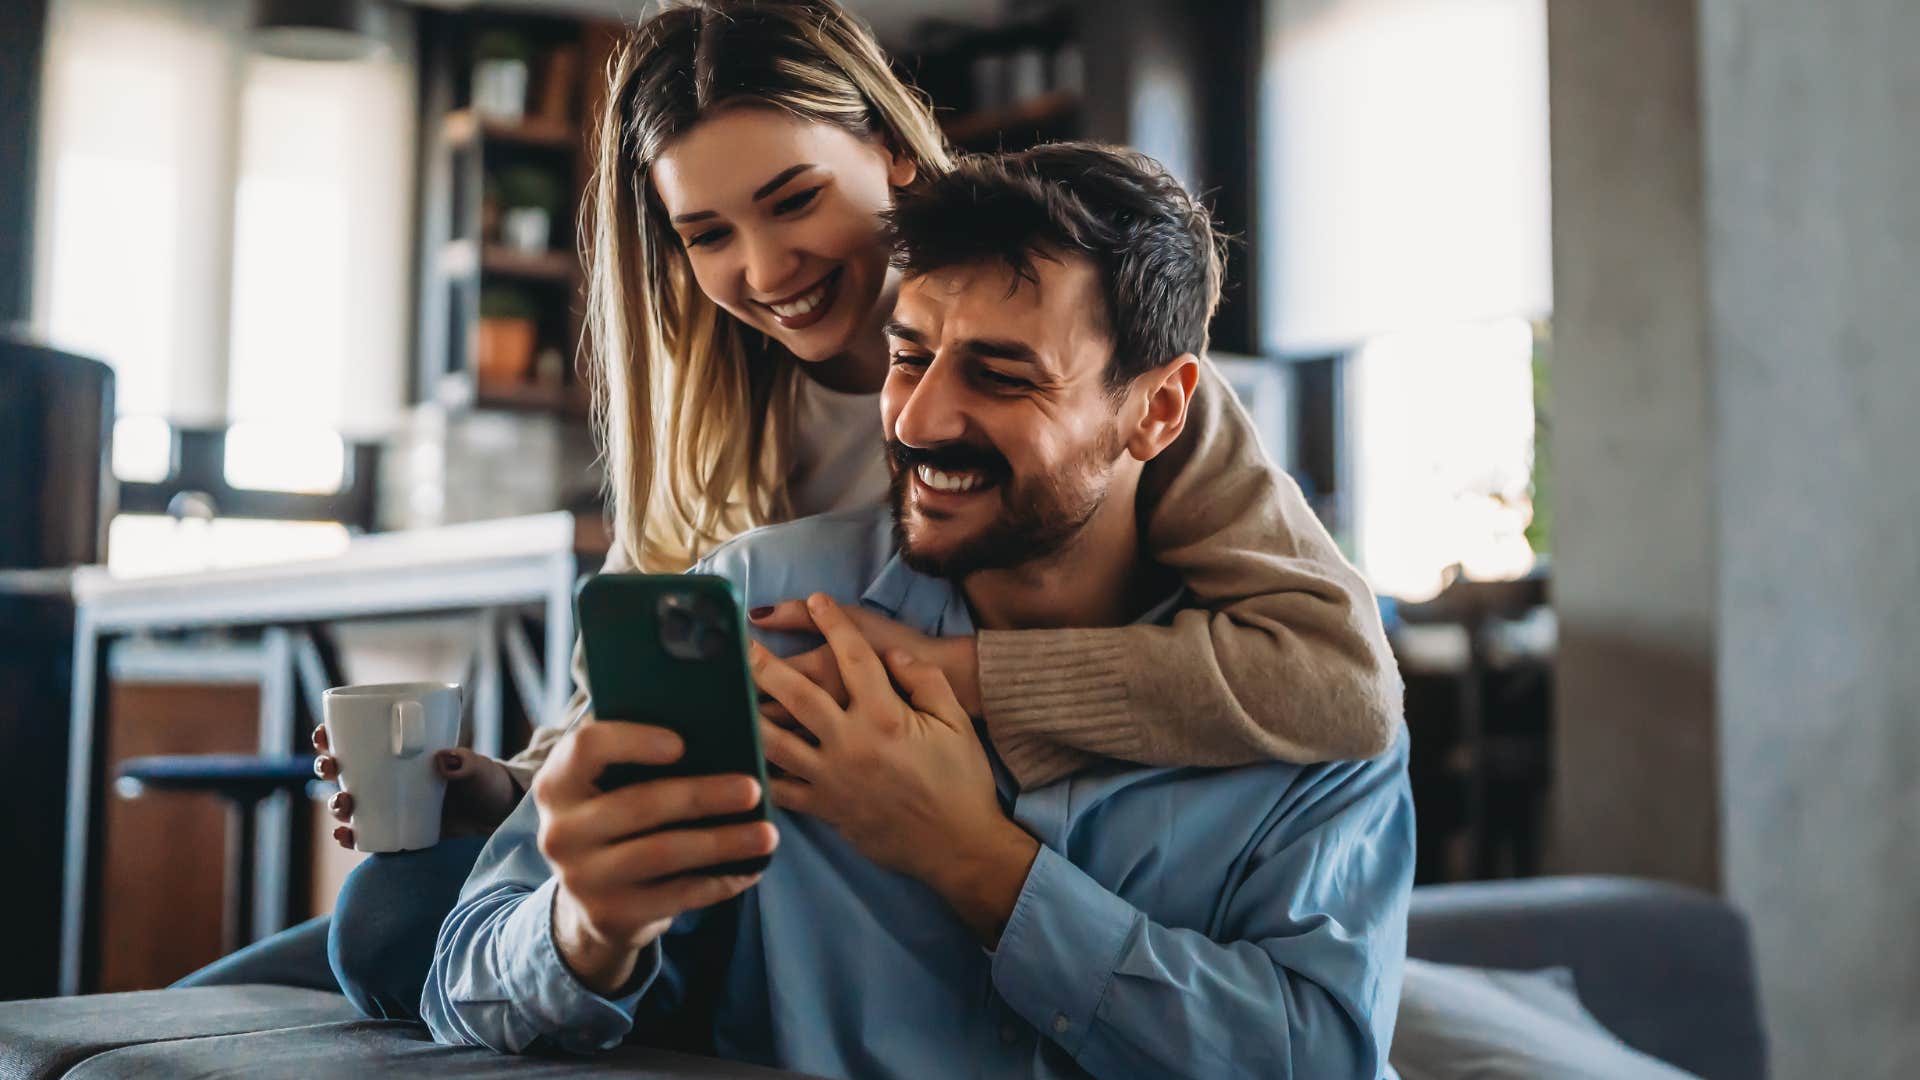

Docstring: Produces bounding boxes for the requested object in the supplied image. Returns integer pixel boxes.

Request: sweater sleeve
[977,359,1404,788]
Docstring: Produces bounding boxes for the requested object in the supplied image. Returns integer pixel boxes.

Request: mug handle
[391,700,426,758]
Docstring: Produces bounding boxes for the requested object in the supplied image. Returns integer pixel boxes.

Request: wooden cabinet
[96,681,260,992]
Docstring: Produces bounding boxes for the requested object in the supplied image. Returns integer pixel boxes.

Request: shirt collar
[860,552,975,636]
[859,550,1186,635]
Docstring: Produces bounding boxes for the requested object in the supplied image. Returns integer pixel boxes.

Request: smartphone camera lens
[662,607,695,644]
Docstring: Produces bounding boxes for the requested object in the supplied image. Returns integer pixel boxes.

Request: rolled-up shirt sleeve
[421,793,671,1053]
[990,739,1415,1079]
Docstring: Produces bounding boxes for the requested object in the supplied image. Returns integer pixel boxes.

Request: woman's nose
[740,230,800,298]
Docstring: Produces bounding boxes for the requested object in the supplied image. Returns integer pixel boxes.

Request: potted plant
[471,30,534,120]
[475,287,539,390]
[494,166,564,253]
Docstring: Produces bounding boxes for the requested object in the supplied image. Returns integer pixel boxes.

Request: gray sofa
[0,876,1766,1080]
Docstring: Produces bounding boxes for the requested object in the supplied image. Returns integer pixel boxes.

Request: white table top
[70,512,583,631]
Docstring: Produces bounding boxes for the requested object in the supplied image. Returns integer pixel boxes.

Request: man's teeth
[917,464,987,493]
[769,278,830,318]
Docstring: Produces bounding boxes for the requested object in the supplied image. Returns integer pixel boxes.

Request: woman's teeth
[769,278,830,318]
[917,464,987,493]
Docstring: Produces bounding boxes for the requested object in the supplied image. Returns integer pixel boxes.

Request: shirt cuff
[989,844,1141,1057]
[499,876,658,1051]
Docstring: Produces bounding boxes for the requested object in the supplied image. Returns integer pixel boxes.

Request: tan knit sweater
[503,359,1403,793]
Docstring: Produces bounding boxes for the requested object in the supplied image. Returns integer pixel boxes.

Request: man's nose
[891,358,968,448]
[741,229,800,298]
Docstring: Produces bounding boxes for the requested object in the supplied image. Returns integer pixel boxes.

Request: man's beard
[887,429,1125,580]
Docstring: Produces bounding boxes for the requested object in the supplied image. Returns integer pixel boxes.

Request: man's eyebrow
[960,337,1048,369]
[883,321,927,345]
[752,164,818,201]
[668,165,819,224]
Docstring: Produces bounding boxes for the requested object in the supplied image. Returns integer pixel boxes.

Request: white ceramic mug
[323,682,463,853]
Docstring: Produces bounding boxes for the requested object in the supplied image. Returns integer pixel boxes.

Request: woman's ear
[887,146,918,190]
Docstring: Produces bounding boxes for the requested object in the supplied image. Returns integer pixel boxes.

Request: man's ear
[1124,353,1199,463]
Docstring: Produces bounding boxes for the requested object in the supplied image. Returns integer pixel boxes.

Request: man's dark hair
[885,142,1225,387]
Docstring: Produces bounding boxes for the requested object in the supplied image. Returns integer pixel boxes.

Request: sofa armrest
[0,986,357,1080]
[1408,876,1767,1080]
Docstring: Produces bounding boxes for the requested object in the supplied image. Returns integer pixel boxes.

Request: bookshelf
[412,10,620,416]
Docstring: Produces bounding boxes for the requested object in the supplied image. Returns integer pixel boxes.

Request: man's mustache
[886,439,1011,481]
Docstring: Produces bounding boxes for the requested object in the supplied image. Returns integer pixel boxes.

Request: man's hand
[313,729,519,849]
[750,599,983,718]
[533,719,777,996]
[751,594,1037,947]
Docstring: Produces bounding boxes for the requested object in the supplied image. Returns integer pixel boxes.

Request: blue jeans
[173,835,488,1022]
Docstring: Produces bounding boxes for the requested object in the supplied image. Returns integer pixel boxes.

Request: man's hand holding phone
[533,718,778,997]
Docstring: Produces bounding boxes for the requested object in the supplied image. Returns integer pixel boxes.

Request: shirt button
[1052,1014,1071,1034]
[1000,1023,1020,1044]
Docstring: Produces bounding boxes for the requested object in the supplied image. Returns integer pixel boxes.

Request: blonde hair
[582,0,952,571]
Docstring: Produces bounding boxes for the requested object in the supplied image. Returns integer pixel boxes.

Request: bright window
[110,415,174,484]
[1348,319,1541,602]
[35,0,414,497]
[223,421,346,495]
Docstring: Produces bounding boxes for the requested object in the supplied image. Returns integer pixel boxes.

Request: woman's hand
[749,598,983,718]
[312,727,522,850]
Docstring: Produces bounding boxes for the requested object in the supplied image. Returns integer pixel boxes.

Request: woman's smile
[757,266,844,330]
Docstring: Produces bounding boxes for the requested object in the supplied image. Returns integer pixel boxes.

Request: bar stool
[115,754,318,954]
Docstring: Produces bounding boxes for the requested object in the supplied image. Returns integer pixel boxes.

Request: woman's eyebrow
[752,163,819,201]
[668,165,820,224]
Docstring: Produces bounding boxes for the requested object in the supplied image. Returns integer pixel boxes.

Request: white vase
[473,59,528,120]
[502,207,551,253]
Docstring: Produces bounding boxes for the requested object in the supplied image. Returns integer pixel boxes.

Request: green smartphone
[573,572,772,875]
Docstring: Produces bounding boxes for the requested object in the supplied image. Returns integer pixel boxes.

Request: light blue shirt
[423,505,1415,1078]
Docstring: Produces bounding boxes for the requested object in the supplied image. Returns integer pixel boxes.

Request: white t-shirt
[786,372,889,517]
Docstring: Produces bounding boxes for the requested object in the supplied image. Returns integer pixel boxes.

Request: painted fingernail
[437,750,462,772]
[750,606,774,619]
[333,826,350,844]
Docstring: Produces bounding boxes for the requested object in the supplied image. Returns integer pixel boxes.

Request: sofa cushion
[1391,958,1699,1080]
[1408,876,1767,1080]
[60,1020,821,1079]
[0,985,357,1080]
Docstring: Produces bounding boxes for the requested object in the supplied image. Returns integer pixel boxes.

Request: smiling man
[424,143,1415,1079]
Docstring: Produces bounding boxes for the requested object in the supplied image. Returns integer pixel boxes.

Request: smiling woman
[585,2,952,571]
[649,106,916,387]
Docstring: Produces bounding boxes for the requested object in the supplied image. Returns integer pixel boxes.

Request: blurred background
[0,1,1913,1077]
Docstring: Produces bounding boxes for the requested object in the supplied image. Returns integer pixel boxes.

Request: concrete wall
[1546,0,1721,890]
[1700,2,1920,1076]
[1551,1,1920,1074]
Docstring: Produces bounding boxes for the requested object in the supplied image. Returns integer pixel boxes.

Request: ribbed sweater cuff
[977,630,1146,788]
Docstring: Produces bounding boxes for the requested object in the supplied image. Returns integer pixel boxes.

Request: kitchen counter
[59,512,598,996]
